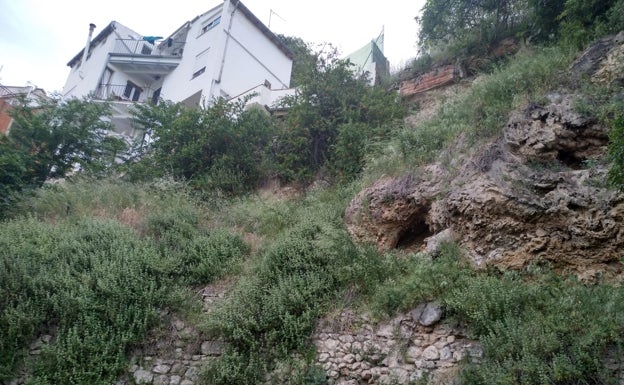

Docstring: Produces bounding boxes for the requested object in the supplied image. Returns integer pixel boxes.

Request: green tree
[130,98,276,194]
[418,0,529,49]
[276,46,404,182]
[277,35,317,88]
[559,0,624,47]
[0,97,120,215]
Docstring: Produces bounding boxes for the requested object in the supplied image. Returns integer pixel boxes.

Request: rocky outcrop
[571,31,624,85]
[345,165,455,251]
[400,65,462,97]
[345,89,624,279]
[399,38,520,99]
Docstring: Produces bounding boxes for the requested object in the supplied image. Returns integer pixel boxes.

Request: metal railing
[112,39,184,57]
[112,39,157,56]
[94,84,149,103]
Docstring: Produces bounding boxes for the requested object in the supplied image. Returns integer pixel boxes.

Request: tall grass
[200,187,393,385]
[0,179,247,384]
[365,46,575,180]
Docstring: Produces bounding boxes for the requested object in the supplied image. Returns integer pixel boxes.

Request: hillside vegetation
[1,1,624,384]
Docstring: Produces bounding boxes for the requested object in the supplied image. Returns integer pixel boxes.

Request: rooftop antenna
[268,9,285,29]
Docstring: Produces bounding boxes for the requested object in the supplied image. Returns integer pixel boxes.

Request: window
[123,81,142,101]
[151,87,162,104]
[141,44,153,55]
[191,48,210,80]
[199,16,221,36]
[191,67,206,79]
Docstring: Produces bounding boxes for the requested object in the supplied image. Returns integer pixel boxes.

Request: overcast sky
[0,0,425,93]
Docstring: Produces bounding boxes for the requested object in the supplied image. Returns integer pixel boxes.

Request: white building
[62,0,294,136]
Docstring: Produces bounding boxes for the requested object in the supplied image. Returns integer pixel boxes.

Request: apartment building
[62,0,294,136]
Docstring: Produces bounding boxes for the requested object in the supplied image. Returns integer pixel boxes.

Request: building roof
[0,84,47,99]
[345,31,388,75]
[65,1,293,71]
[231,0,293,60]
[67,21,117,67]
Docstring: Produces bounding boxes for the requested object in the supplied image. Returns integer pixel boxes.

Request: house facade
[61,0,294,136]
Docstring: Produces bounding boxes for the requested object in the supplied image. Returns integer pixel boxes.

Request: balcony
[108,39,182,78]
[94,83,160,104]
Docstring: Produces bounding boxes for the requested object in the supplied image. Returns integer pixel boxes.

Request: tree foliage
[0,97,122,215]
[277,35,317,88]
[130,98,276,194]
[559,0,624,47]
[417,0,530,49]
[276,46,405,182]
[417,0,624,53]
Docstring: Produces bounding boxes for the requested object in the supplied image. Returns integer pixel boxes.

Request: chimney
[81,23,97,69]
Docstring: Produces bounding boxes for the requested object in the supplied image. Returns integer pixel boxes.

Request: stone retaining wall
[313,303,482,385]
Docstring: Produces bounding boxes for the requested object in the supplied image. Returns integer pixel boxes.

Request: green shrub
[202,190,389,384]
[608,116,624,190]
[145,207,248,285]
[0,219,164,384]
[0,190,247,383]
[130,99,277,195]
[368,242,624,384]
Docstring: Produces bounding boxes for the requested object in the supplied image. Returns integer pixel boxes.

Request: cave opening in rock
[396,218,434,249]
[556,149,585,169]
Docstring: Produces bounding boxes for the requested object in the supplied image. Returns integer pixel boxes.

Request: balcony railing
[94,83,152,103]
[112,39,184,57]
[113,39,157,56]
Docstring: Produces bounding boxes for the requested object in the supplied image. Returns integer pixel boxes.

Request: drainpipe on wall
[79,23,97,79]
[216,0,238,84]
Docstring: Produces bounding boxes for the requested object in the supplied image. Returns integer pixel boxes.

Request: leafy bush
[0,219,163,384]
[608,116,624,190]
[275,46,405,183]
[0,179,248,384]
[202,188,390,385]
[0,98,123,216]
[146,207,248,285]
[559,0,624,48]
[130,99,276,195]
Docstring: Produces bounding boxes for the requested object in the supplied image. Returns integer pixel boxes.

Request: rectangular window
[191,47,210,80]
[151,87,162,104]
[191,67,206,79]
[141,44,153,55]
[199,16,221,36]
[123,80,143,101]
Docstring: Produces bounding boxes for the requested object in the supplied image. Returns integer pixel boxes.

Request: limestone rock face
[345,90,624,279]
[570,31,624,85]
[345,165,449,250]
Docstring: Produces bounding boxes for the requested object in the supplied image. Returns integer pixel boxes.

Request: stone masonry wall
[313,303,483,385]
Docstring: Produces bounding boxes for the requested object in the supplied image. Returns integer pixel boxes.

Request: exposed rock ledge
[346,90,623,279]
[346,89,623,278]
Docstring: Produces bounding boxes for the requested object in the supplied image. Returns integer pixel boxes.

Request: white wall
[160,6,225,104]
[62,22,143,100]
[60,1,293,109]
[216,5,292,101]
